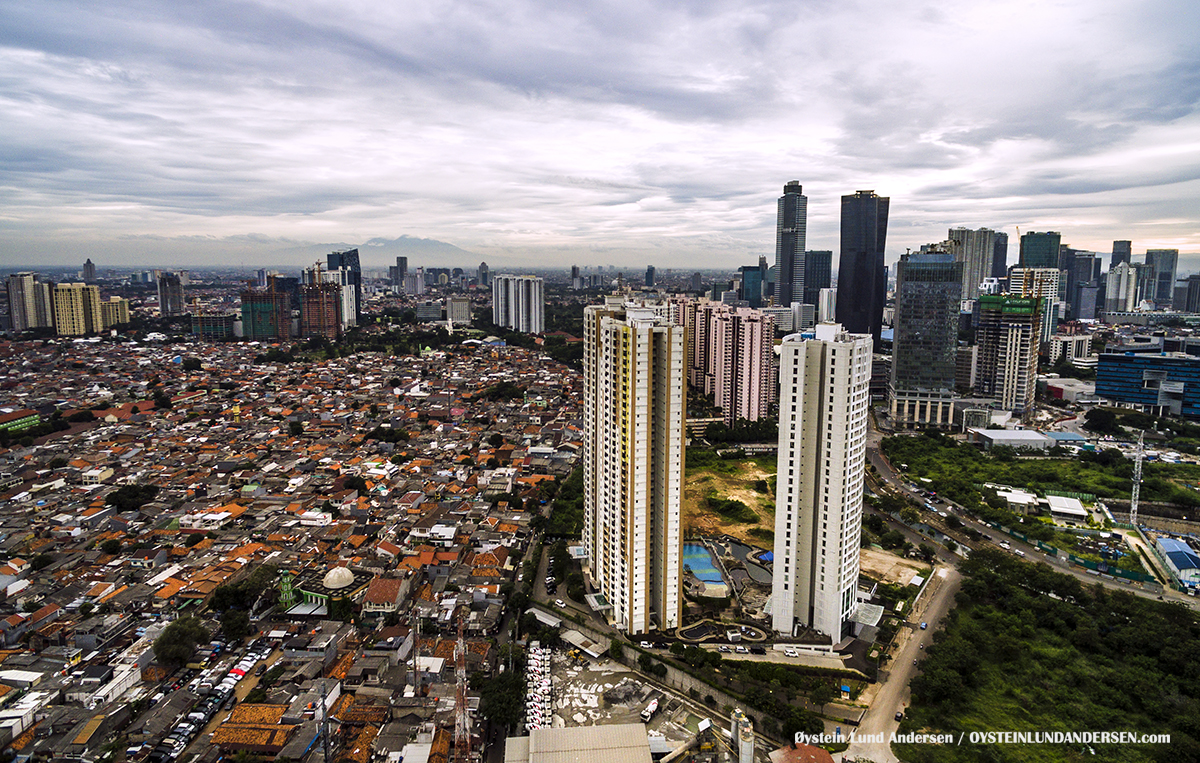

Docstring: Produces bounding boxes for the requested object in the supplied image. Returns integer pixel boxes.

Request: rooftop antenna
[453,612,471,763]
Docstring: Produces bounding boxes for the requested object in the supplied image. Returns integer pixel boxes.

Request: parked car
[920,622,927,630]
[555,599,566,608]
[895,711,904,722]
[749,646,766,655]
[735,646,749,654]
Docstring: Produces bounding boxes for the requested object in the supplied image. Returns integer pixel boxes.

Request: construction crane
[1131,430,1144,527]
[453,613,472,763]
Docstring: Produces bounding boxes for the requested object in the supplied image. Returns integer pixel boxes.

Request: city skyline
[1,1,1198,269]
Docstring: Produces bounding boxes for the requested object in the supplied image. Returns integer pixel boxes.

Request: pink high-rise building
[685,300,777,425]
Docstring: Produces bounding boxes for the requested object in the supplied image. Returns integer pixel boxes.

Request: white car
[784,649,798,658]
[555,599,566,608]
[735,646,749,654]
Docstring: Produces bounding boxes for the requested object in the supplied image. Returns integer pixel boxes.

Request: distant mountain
[271,235,477,269]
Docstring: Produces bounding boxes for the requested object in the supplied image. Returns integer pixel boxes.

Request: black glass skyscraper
[803,250,832,306]
[775,182,807,307]
[327,248,362,324]
[835,190,889,344]
[990,232,1010,279]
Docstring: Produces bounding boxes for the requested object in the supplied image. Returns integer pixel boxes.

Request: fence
[1065,554,1158,583]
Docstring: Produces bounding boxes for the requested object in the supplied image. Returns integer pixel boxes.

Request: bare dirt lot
[683,457,776,549]
[859,547,930,585]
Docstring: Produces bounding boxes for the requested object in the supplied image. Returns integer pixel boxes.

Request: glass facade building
[1096,352,1200,420]
[889,253,962,428]
[836,190,889,345]
[774,182,807,308]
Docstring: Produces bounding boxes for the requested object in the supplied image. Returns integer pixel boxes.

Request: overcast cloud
[1,0,1198,270]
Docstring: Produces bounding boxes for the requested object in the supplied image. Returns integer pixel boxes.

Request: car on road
[640,641,653,648]
[735,645,749,654]
[895,711,904,722]
[555,599,566,608]
[784,648,798,658]
[920,622,927,630]
[749,646,766,655]
[1014,549,1026,557]
[717,645,731,653]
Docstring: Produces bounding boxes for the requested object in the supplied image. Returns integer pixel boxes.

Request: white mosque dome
[323,567,355,590]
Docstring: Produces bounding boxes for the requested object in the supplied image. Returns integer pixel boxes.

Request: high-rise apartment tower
[583,297,684,634]
[492,275,545,334]
[772,323,872,642]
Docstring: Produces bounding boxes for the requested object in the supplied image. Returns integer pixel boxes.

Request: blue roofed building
[1156,537,1200,588]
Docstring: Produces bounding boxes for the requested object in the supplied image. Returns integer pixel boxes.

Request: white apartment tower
[583,297,685,634]
[772,323,872,642]
[492,274,545,334]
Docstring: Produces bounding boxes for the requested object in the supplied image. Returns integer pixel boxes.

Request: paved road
[844,566,961,763]
[867,442,1200,611]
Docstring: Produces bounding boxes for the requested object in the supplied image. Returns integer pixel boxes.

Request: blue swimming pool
[683,543,724,583]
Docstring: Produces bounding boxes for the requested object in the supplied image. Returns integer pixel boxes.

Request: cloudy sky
[2,0,1199,271]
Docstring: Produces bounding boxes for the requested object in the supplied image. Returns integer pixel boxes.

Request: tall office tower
[1064,252,1102,318]
[739,265,764,308]
[157,272,185,317]
[1009,267,1062,342]
[5,272,53,332]
[706,307,777,425]
[1146,249,1179,303]
[1179,275,1200,313]
[477,261,490,288]
[991,232,1010,279]
[82,259,96,283]
[1075,283,1102,321]
[947,228,1002,299]
[300,279,342,340]
[582,297,684,634]
[974,295,1041,420]
[889,253,962,429]
[1111,241,1132,269]
[570,265,580,279]
[52,283,103,336]
[836,190,889,345]
[1018,232,1062,269]
[645,266,656,288]
[772,323,872,641]
[817,288,837,323]
[492,275,545,333]
[388,256,408,289]
[1104,261,1138,314]
[802,250,832,306]
[256,269,269,289]
[100,297,130,329]
[240,282,293,340]
[327,249,361,323]
[775,182,808,307]
[690,272,703,292]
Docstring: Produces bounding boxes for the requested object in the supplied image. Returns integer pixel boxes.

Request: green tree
[477,670,525,730]
[288,421,304,436]
[153,616,209,667]
[221,609,251,640]
[100,539,122,555]
[31,553,54,571]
